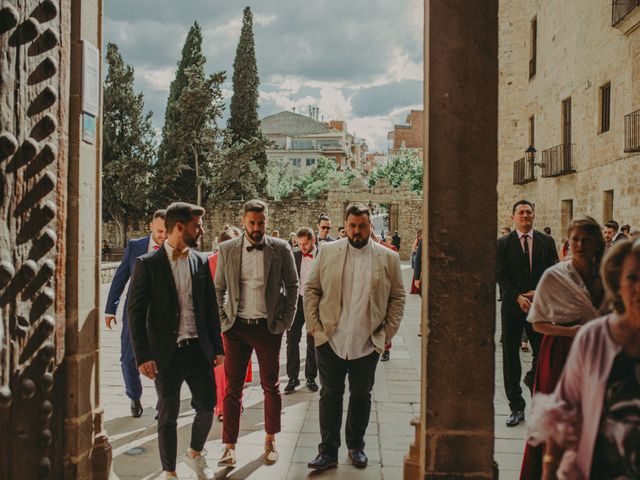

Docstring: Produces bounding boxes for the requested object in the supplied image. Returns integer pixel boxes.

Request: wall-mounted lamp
[525,145,545,168]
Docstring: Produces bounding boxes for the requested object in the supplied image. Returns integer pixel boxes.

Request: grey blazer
[214,235,299,334]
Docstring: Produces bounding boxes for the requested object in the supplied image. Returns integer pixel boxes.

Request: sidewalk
[101,263,528,479]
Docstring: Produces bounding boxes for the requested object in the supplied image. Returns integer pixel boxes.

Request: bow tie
[171,249,189,261]
[153,245,160,250]
[246,244,264,252]
[302,252,313,259]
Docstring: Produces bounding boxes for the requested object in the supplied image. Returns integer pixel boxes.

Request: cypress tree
[226,6,268,195]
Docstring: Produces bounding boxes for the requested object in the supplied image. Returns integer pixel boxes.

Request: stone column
[63,0,111,477]
[404,1,498,478]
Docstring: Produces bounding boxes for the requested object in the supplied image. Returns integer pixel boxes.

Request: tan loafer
[218,447,236,467]
[264,441,279,465]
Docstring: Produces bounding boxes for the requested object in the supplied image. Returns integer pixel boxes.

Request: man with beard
[215,199,298,467]
[284,227,319,394]
[128,202,224,480]
[105,208,167,418]
[305,203,405,471]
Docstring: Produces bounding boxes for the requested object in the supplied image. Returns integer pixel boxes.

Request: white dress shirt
[299,248,316,298]
[516,228,533,269]
[329,239,375,360]
[148,236,160,253]
[237,236,268,319]
[164,241,198,342]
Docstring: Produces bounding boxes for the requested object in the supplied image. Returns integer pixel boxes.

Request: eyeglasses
[319,226,331,230]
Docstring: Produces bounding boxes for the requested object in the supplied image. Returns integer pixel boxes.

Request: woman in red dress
[519,216,606,479]
[209,226,252,421]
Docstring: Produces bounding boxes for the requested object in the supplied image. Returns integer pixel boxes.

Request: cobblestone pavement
[102,263,528,479]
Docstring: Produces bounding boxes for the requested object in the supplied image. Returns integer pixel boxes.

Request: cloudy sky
[104,0,424,151]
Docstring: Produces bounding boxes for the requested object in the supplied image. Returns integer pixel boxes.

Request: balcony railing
[513,157,536,185]
[541,144,575,177]
[612,0,640,25]
[625,109,640,152]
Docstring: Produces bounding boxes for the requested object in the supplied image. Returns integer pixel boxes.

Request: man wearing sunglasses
[316,213,336,244]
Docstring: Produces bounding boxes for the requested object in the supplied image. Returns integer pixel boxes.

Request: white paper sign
[82,40,100,116]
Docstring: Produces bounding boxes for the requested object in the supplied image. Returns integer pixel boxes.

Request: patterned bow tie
[171,249,189,261]
[153,245,160,250]
[246,244,264,252]
[302,252,313,259]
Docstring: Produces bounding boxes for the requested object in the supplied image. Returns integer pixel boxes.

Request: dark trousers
[286,296,317,380]
[155,342,215,472]
[501,312,542,412]
[316,342,379,457]
[121,316,142,401]
[222,320,282,444]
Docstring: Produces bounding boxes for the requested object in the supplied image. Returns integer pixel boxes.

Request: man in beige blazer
[304,203,405,471]
[214,199,298,467]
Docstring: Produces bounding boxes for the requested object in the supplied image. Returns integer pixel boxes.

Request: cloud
[104,0,424,151]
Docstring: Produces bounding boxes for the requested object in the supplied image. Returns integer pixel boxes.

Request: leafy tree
[368,148,423,193]
[266,159,300,200]
[162,63,226,205]
[102,42,155,246]
[290,156,358,199]
[226,6,267,195]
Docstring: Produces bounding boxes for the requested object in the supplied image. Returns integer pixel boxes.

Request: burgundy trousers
[222,319,283,443]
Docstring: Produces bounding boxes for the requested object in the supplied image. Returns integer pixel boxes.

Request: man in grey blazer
[214,199,299,467]
[305,203,406,471]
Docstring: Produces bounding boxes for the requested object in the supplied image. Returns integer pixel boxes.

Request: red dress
[519,333,574,480]
[209,253,252,418]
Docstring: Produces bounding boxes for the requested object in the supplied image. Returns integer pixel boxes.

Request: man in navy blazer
[104,209,167,417]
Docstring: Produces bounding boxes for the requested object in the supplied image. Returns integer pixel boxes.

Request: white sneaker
[185,450,214,480]
[264,441,279,465]
[218,447,237,467]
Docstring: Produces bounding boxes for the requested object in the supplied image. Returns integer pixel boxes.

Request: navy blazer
[127,246,223,370]
[496,230,558,316]
[105,236,150,319]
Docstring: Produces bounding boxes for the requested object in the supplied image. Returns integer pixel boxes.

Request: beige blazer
[214,235,299,334]
[303,238,405,353]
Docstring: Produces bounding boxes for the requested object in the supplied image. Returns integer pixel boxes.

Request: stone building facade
[498,0,640,238]
[103,181,423,260]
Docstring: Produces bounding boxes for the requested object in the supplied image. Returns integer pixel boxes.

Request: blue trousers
[121,316,143,400]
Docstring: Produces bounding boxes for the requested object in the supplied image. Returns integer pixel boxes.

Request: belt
[176,337,198,348]
[236,317,267,325]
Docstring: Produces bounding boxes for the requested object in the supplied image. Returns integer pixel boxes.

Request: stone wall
[498,0,640,242]
[103,181,423,260]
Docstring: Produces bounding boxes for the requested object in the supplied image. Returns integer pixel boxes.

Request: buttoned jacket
[214,235,299,334]
[303,238,406,353]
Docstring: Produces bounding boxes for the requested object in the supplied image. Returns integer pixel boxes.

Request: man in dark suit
[316,213,336,244]
[104,209,166,418]
[128,202,224,480]
[215,199,298,467]
[284,227,318,393]
[497,199,558,427]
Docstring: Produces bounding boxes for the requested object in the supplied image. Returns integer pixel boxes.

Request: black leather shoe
[348,449,368,468]
[284,378,299,393]
[506,410,524,427]
[381,351,390,362]
[306,378,319,392]
[130,399,143,418]
[308,453,338,470]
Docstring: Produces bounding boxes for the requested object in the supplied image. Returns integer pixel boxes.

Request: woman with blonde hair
[520,216,606,479]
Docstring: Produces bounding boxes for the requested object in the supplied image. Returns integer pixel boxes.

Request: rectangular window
[292,140,313,150]
[306,158,316,166]
[562,98,572,168]
[290,158,301,167]
[529,115,535,147]
[600,83,611,133]
[561,199,573,231]
[529,18,537,79]
[603,190,614,223]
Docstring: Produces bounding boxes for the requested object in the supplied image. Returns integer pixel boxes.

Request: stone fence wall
[102,180,423,260]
